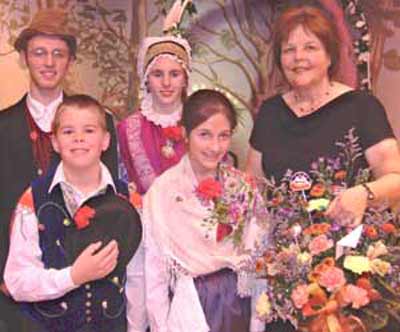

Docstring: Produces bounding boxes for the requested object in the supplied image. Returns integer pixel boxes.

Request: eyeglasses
[27,48,70,61]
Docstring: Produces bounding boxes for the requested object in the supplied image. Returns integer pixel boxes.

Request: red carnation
[163,126,183,142]
[196,178,222,201]
[74,206,96,230]
[216,223,233,242]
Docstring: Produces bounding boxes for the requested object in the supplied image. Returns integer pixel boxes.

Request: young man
[0,9,118,331]
[4,95,142,332]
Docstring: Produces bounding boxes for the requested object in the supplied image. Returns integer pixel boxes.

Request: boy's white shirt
[4,162,114,302]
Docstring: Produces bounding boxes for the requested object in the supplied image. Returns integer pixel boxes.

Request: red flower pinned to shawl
[216,223,233,242]
[196,178,222,201]
[163,126,184,142]
[74,206,96,230]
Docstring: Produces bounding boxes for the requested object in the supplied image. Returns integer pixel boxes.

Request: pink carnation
[319,266,346,292]
[308,234,334,256]
[291,284,309,309]
[343,284,370,309]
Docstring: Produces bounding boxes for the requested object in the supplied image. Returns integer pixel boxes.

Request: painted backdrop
[1,0,399,167]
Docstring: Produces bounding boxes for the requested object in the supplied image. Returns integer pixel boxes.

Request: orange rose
[356,277,372,290]
[364,225,378,239]
[304,223,331,236]
[356,277,382,301]
[367,288,382,301]
[310,183,326,197]
[309,258,335,282]
[334,170,347,181]
[381,223,396,234]
[271,195,283,206]
[255,258,266,273]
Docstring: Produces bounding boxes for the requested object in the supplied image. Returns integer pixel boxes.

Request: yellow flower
[256,292,271,318]
[344,256,371,274]
[370,259,391,277]
[307,198,330,212]
[297,252,312,265]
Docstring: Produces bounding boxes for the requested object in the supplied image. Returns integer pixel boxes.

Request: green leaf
[112,13,127,23]
[83,4,96,12]
[193,44,209,57]
[78,11,95,20]
[10,18,17,30]
[187,3,197,15]
[97,6,111,16]
[220,29,235,49]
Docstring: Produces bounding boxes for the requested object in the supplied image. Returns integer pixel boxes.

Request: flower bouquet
[255,129,400,332]
[196,163,264,246]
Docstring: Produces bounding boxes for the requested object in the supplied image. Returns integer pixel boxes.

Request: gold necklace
[293,83,333,114]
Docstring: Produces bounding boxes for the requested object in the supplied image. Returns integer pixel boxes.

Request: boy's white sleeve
[4,190,78,302]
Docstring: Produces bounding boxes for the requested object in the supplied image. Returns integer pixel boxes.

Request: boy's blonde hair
[52,94,107,133]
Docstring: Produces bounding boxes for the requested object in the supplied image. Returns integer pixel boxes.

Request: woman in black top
[246,5,400,332]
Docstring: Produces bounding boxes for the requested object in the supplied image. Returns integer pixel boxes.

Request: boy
[0,10,118,331]
[4,95,142,332]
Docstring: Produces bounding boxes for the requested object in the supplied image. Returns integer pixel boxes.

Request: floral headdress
[137,36,192,89]
[137,1,193,119]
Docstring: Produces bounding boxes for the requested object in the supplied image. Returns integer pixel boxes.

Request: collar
[27,92,63,133]
[141,97,182,128]
[48,162,116,196]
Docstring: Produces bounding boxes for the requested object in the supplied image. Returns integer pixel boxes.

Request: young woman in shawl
[143,89,267,332]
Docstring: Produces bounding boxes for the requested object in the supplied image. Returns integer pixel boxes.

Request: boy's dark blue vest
[22,166,129,332]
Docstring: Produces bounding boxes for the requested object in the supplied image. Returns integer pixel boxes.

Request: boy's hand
[71,240,119,286]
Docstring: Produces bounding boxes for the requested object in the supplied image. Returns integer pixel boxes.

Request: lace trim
[125,113,156,192]
[141,99,182,128]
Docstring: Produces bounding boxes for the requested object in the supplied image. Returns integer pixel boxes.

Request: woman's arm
[326,138,400,225]
[365,138,400,203]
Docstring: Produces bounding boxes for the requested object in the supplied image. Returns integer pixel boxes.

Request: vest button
[85,309,91,315]
[86,292,92,298]
[85,301,91,307]
[85,284,91,290]
[86,316,92,323]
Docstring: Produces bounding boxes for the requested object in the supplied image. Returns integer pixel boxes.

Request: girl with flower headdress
[143,89,268,332]
[117,35,191,332]
[118,4,193,331]
[117,35,191,195]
